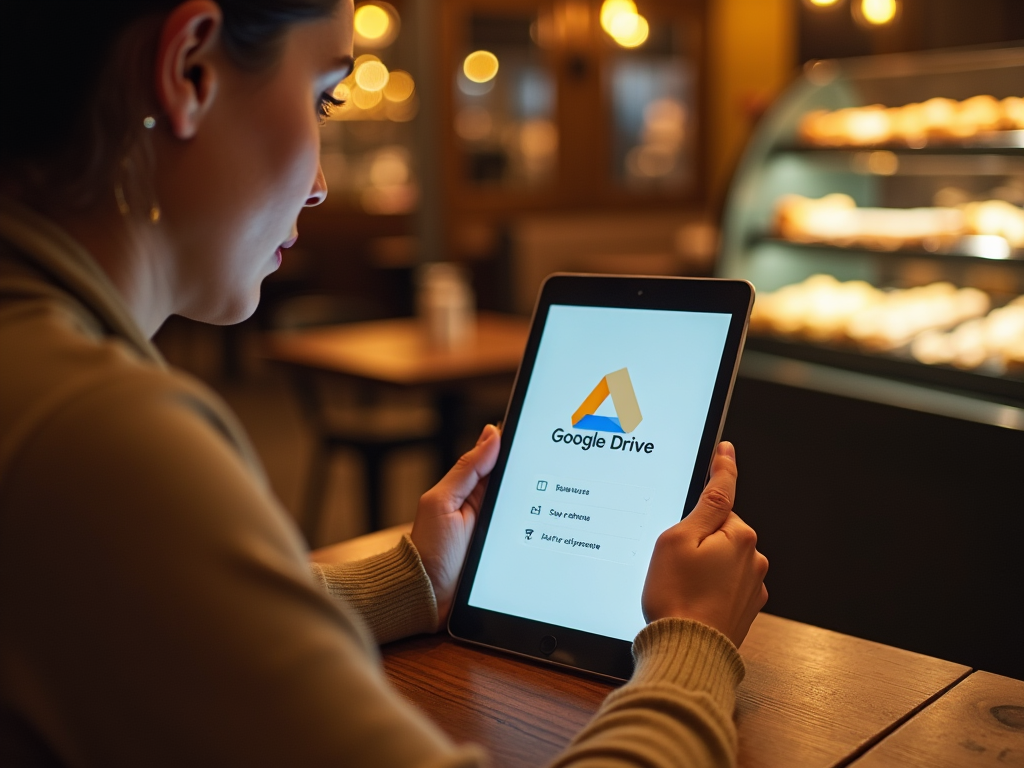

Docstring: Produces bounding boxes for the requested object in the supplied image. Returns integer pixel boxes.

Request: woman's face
[156,3,354,325]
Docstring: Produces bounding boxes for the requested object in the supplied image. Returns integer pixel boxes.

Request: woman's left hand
[412,424,501,629]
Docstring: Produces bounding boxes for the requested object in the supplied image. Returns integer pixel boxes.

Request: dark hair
[0,0,340,208]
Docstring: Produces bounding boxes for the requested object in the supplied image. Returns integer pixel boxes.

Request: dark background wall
[722,376,1024,679]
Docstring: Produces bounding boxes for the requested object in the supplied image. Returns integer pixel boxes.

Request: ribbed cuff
[631,618,745,714]
[311,534,438,645]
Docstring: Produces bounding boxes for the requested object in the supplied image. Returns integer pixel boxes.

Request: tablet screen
[467,303,733,642]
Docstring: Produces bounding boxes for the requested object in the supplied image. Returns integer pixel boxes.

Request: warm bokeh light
[600,0,637,34]
[455,107,494,142]
[609,12,649,48]
[519,119,558,159]
[355,60,390,92]
[352,3,399,48]
[355,53,381,67]
[326,63,413,121]
[383,70,415,102]
[354,4,390,40]
[530,14,555,49]
[332,82,351,102]
[866,150,899,175]
[463,51,499,84]
[600,0,648,48]
[351,86,383,110]
[806,0,840,6]
[385,96,418,122]
[860,0,897,24]
[369,149,410,187]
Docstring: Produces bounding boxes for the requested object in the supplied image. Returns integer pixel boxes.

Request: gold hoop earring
[114,115,161,223]
[142,115,160,223]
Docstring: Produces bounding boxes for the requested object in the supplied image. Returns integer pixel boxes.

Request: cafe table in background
[264,313,529,541]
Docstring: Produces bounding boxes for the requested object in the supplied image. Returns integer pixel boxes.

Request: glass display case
[716,46,1023,679]
[719,45,1024,411]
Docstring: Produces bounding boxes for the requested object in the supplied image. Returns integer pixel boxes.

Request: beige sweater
[0,201,745,767]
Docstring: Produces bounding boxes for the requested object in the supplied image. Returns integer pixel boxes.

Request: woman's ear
[154,0,223,140]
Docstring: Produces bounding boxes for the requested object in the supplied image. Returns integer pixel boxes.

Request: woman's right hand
[641,441,768,648]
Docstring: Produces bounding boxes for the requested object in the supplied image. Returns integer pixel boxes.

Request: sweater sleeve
[309,534,438,645]
[312,533,745,768]
[0,368,744,768]
[549,619,745,768]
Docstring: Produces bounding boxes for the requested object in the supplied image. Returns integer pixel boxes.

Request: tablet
[448,274,753,680]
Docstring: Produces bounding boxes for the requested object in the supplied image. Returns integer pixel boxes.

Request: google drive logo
[571,368,643,434]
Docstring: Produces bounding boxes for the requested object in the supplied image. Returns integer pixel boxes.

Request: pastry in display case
[750,274,1024,374]
[716,47,1023,680]
[719,45,1024,406]
[798,94,1024,148]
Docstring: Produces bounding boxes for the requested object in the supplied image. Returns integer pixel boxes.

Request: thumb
[435,425,501,509]
[683,442,738,541]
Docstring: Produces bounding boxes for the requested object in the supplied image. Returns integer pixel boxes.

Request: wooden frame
[438,0,710,254]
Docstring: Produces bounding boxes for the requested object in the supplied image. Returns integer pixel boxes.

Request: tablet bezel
[448,274,753,680]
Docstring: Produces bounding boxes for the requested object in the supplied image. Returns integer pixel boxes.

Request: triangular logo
[571,368,643,433]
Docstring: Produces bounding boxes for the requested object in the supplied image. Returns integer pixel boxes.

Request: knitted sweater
[0,201,745,767]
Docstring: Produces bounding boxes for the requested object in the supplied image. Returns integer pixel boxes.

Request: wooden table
[314,526,1024,768]
[850,671,1024,768]
[264,312,529,389]
[265,313,529,534]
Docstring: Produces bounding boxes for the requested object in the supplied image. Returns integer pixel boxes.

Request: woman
[0,2,769,766]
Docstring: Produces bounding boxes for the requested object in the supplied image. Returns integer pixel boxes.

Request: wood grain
[851,671,1024,768]
[734,614,970,768]
[263,312,529,387]
[379,612,971,768]
[383,634,612,768]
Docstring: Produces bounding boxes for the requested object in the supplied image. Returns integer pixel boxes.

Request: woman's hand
[412,424,501,629]
[642,442,769,648]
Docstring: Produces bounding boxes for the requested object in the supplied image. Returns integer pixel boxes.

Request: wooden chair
[289,369,439,543]
[268,294,440,545]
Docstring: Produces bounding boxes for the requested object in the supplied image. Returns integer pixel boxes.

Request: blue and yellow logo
[571,368,643,434]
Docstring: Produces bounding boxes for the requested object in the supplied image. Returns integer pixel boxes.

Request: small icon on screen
[530,505,542,515]
[536,480,548,491]
[525,529,534,541]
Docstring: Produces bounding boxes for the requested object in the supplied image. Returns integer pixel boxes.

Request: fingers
[755,551,769,580]
[718,511,756,545]
[475,422,500,445]
[684,442,738,541]
[431,425,500,510]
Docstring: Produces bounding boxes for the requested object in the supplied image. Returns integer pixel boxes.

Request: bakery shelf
[719,44,1024,416]
[771,133,1024,156]
[766,147,1024,177]
[744,334,1024,406]
[750,236,1024,267]
[717,46,1024,684]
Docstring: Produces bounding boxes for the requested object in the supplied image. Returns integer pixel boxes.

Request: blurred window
[455,15,558,188]
[608,21,695,192]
